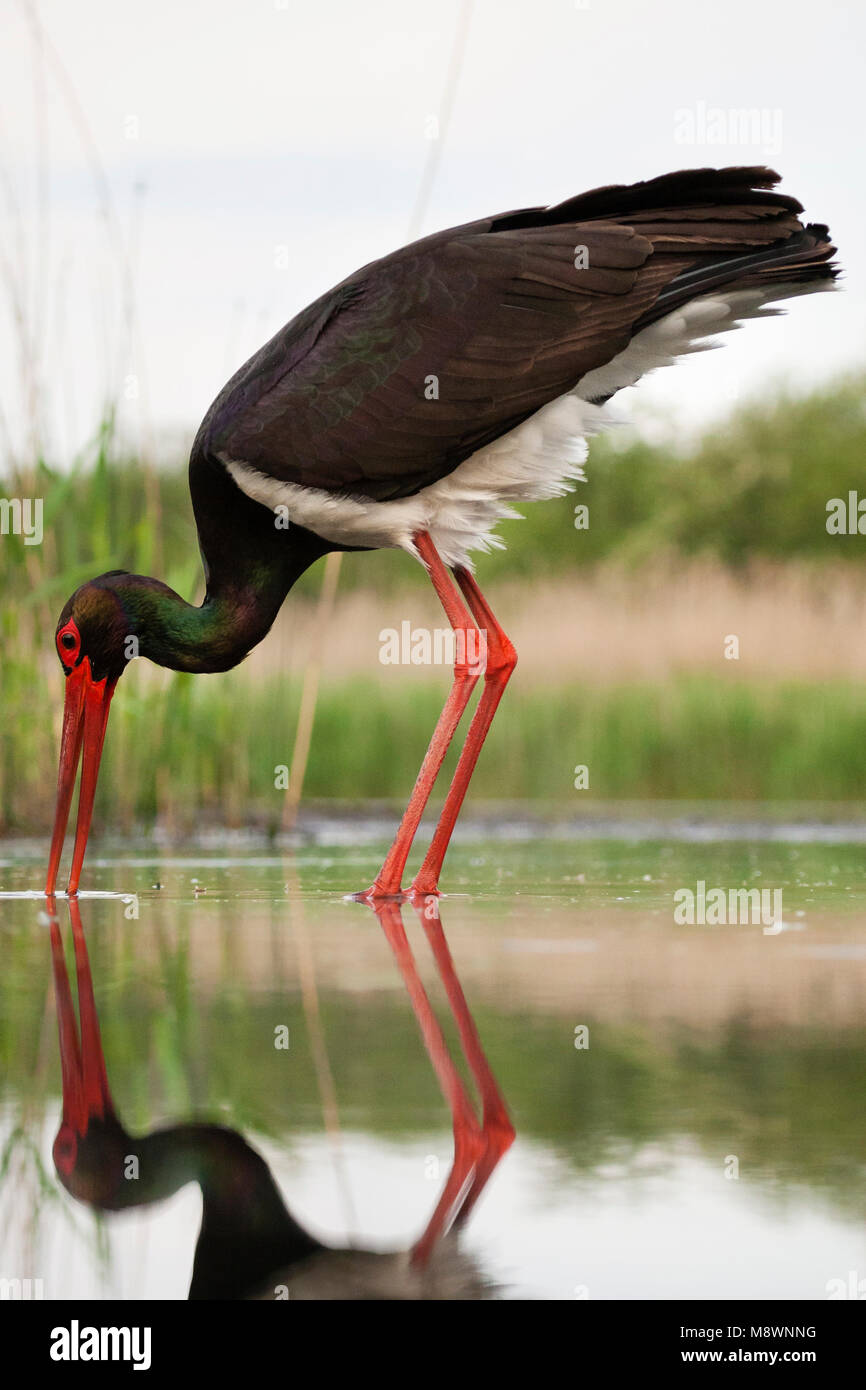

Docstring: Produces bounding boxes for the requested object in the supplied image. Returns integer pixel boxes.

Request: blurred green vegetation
[1,376,865,832]
[5,673,866,834]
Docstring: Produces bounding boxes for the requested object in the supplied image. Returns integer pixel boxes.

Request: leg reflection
[366,896,515,1266]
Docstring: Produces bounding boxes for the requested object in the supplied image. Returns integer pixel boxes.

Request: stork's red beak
[46,659,117,896]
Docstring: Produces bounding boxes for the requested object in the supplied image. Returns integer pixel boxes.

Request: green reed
[2,376,866,832]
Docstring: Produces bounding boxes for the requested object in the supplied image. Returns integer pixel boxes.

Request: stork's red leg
[409,568,516,897]
[411,894,515,1226]
[355,532,484,900]
[370,900,486,1266]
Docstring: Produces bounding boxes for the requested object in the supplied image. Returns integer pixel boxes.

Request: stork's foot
[349,880,410,905]
[349,878,445,905]
[407,877,442,901]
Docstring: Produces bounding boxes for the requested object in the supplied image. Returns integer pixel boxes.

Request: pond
[1,832,865,1300]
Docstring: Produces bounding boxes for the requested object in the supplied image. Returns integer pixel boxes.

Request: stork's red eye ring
[57,621,81,664]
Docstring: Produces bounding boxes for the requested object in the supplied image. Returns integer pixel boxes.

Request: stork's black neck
[92,448,335,674]
[74,1118,322,1299]
[163,1124,322,1301]
[106,524,329,674]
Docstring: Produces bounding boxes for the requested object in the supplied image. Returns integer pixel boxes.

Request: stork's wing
[193,167,811,502]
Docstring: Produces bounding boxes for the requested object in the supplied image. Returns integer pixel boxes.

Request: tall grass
[3,672,866,834]
[2,376,866,833]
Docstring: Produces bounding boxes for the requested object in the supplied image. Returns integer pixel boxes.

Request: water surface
[1,834,864,1300]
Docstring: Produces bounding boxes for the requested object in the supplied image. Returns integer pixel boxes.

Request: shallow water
[1,833,865,1300]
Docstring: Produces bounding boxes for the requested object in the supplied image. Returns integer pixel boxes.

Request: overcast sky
[1,0,863,465]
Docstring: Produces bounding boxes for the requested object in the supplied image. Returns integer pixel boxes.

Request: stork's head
[54,574,137,681]
[46,574,135,896]
[53,1113,131,1210]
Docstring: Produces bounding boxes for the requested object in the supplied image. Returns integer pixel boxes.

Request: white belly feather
[222,282,825,570]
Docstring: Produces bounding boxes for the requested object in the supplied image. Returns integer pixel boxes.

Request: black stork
[45,166,838,899]
[49,895,512,1298]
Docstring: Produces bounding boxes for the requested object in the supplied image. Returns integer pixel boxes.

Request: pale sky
[0,0,863,465]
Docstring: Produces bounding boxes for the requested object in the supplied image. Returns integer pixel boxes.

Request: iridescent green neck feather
[103,535,327,674]
[114,572,283,673]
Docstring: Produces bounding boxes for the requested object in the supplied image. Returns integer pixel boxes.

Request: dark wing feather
[192,167,821,503]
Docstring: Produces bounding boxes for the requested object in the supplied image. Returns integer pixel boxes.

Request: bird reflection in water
[48,894,514,1299]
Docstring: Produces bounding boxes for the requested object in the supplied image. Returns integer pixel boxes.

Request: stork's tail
[550,167,841,405]
[497,164,840,323]
[637,219,839,331]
